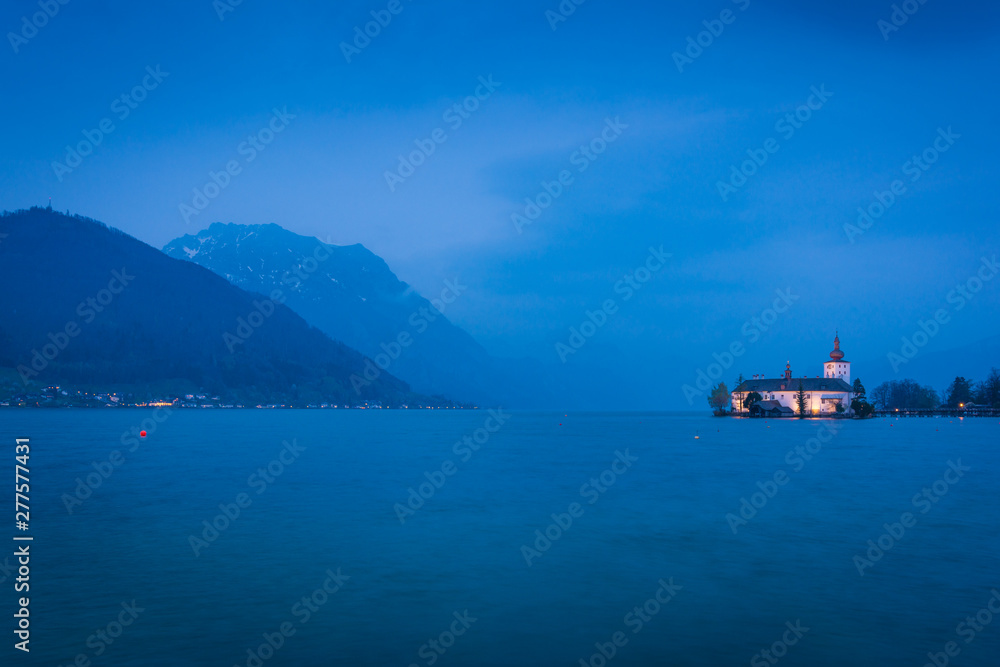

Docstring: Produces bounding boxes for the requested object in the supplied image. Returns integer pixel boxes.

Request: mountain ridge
[0,208,446,407]
[163,221,542,406]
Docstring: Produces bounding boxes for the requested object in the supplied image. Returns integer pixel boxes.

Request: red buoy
[140,430,147,437]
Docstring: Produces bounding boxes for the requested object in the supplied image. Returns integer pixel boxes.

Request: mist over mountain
[163,222,562,407]
[0,208,437,406]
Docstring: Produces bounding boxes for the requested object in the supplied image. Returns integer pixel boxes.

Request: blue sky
[2,0,999,408]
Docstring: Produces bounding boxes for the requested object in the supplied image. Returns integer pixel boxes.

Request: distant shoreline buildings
[0,386,466,410]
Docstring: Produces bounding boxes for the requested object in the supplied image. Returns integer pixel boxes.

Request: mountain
[163,222,550,406]
[0,208,440,406]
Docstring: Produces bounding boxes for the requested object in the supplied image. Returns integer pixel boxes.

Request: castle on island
[731,334,854,416]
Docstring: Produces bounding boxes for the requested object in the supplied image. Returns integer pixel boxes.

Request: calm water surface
[2,410,997,666]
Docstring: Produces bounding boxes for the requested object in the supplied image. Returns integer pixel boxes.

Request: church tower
[823,332,851,384]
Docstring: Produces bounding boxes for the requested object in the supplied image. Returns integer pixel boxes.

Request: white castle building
[730,334,853,416]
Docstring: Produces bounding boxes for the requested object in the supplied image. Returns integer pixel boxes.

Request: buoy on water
[140,430,147,437]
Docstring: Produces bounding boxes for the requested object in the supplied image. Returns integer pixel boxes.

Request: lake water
[3,410,998,666]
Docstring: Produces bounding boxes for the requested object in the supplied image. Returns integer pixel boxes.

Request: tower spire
[829,333,844,361]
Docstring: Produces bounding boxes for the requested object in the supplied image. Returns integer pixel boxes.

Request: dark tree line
[869,370,1000,410]
[943,370,1000,408]
[869,380,939,410]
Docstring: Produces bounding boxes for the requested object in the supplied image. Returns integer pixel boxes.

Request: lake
[3,409,998,666]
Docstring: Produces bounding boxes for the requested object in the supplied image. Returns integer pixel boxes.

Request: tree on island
[973,368,1000,408]
[852,378,866,401]
[708,382,730,414]
[850,378,874,418]
[796,381,807,418]
[853,401,875,418]
[945,376,973,407]
[734,374,745,413]
[743,391,762,412]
